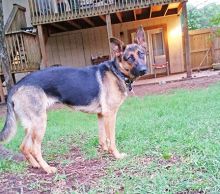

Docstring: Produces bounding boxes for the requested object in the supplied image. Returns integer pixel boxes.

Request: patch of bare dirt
[0,147,109,193]
[133,74,220,96]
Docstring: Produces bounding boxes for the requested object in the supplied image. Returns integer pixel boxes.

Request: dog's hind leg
[31,113,57,174]
[97,114,108,151]
[20,129,40,168]
[13,86,57,173]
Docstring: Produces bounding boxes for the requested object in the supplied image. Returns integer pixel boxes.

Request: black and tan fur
[0,26,148,174]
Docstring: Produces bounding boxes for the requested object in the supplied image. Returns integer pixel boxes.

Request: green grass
[1,83,220,193]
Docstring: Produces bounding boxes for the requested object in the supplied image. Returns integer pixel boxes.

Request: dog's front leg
[103,111,127,159]
[97,114,108,151]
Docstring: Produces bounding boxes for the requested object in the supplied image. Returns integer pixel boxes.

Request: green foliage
[187,3,220,30]
[211,13,220,26]
[211,13,220,36]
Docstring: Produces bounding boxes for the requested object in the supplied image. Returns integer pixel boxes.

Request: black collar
[109,60,133,91]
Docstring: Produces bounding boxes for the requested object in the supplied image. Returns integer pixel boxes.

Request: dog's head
[110,26,148,80]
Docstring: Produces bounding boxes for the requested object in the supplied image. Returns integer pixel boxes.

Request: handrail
[28,0,184,25]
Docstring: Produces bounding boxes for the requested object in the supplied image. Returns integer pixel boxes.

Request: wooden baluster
[59,1,62,21]
[69,0,73,19]
[7,36,12,72]
[39,0,44,23]
[46,0,52,22]
[20,33,28,70]
[15,33,24,71]
[10,35,16,72]
[84,0,87,16]
[73,0,77,16]
[94,0,97,14]
[78,0,81,15]
[63,0,67,20]
[33,0,38,23]
[29,0,34,24]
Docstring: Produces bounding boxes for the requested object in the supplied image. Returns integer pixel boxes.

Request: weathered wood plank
[37,25,48,68]
[106,14,113,59]
[182,1,191,78]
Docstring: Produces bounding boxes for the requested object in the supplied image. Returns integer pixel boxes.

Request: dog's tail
[0,96,17,143]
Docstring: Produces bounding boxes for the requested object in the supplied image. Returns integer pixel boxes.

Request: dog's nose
[139,66,147,76]
[140,69,147,76]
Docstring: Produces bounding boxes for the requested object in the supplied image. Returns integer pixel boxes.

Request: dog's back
[13,65,103,106]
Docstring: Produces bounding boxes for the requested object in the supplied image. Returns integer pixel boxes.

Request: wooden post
[106,14,113,59]
[182,1,191,78]
[37,25,48,68]
[211,28,216,64]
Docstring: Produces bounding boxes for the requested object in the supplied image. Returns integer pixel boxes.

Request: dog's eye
[128,55,135,62]
[138,51,145,59]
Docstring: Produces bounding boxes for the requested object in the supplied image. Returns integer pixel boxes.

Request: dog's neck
[109,59,133,91]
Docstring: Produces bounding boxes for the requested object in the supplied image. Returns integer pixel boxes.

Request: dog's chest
[100,72,127,112]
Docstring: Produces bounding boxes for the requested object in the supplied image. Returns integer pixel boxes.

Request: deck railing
[0,31,41,75]
[29,0,184,25]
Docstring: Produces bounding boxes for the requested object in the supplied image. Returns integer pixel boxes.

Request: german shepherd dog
[0,26,148,173]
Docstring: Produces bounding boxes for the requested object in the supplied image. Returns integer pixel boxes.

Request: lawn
[0,83,220,193]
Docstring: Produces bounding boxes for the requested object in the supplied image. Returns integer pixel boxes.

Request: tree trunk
[0,0,22,162]
[0,0,14,91]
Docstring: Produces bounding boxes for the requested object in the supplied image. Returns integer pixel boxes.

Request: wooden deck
[0,31,41,75]
[29,0,184,26]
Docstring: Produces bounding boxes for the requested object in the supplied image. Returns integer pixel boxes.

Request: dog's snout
[139,66,147,76]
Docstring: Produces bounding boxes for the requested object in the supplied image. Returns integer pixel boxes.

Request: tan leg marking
[31,116,57,174]
[103,112,127,159]
[20,129,40,168]
[97,114,108,151]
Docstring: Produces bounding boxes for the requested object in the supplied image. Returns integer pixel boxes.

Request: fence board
[189,28,220,70]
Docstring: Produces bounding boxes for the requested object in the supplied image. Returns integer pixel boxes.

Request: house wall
[47,27,109,67]
[46,14,184,74]
[3,0,31,27]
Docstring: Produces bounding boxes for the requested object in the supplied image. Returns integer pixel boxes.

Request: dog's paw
[114,152,128,159]
[101,145,108,152]
[45,166,57,174]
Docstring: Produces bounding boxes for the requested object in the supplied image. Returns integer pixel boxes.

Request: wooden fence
[188,28,220,71]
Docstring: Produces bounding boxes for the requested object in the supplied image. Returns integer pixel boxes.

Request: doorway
[130,26,169,75]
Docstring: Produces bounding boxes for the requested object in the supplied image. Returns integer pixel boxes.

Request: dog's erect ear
[134,26,147,49]
[110,37,125,58]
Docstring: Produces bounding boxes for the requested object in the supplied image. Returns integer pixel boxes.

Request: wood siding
[46,15,184,74]
[46,26,109,67]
